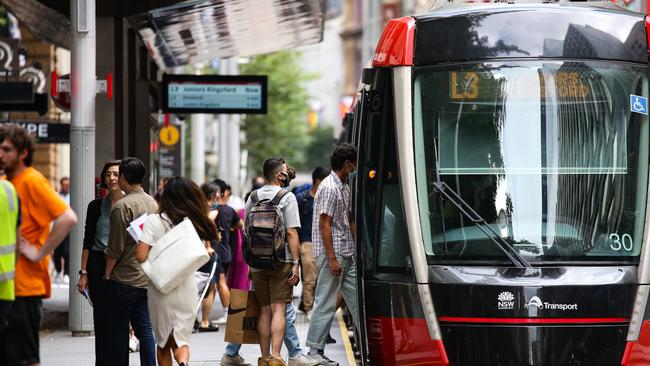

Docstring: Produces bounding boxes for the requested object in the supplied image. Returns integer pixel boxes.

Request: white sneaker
[288,353,320,366]
[307,354,338,366]
[63,275,70,284]
[220,353,252,366]
[215,315,228,324]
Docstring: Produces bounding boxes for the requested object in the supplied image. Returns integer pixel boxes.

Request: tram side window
[378,119,410,269]
[360,70,411,272]
[360,92,380,274]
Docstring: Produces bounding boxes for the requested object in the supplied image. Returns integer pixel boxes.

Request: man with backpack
[244,156,301,366]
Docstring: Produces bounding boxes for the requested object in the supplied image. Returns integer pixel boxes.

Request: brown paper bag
[224,289,260,344]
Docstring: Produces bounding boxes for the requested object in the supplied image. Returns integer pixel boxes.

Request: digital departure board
[162,74,267,114]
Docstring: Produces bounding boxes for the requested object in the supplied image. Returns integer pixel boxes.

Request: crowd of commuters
[0,123,360,366]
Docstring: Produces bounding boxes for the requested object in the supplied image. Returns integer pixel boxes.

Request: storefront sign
[0,121,70,143]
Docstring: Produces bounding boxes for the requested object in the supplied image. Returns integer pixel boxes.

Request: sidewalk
[41,283,355,366]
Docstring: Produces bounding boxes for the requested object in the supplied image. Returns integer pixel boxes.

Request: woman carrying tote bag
[136,177,218,366]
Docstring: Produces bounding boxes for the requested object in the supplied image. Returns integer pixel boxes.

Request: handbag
[141,217,210,294]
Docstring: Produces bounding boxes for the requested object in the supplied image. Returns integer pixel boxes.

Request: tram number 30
[609,233,634,252]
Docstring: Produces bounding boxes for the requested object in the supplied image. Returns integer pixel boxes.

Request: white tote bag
[141,217,210,294]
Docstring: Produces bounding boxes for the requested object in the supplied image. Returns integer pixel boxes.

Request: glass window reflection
[414,61,649,261]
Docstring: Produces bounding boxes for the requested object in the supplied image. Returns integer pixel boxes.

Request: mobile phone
[288,271,300,287]
[81,288,93,307]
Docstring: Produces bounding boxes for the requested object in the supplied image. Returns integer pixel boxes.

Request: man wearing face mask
[305,143,359,366]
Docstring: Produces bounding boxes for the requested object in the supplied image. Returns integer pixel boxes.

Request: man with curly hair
[305,143,359,366]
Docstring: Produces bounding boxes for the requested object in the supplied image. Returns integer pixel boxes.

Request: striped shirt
[312,171,354,258]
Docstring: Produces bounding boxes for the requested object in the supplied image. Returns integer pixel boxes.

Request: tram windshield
[413,61,650,262]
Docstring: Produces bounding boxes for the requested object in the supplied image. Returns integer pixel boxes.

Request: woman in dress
[76,160,124,366]
[136,176,218,366]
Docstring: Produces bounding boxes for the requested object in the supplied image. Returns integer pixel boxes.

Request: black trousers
[0,297,42,366]
[53,235,70,275]
[87,251,109,366]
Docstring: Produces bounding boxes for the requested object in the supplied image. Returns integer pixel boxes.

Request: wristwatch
[293,259,300,265]
[78,269,87,275]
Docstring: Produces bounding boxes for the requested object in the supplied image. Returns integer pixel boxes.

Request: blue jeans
[306,254,359,350]
[226,302,302,358]
[107,280,156,366]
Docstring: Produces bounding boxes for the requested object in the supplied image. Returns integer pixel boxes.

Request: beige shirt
[105,189,158,288]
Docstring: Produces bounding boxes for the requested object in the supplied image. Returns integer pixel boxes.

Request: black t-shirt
[216,204,241,264]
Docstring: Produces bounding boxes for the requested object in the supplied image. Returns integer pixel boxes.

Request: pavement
[41,282,356,366]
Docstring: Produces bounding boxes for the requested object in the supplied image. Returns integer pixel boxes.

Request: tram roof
[410,1,648,65]
[415,0,632,19]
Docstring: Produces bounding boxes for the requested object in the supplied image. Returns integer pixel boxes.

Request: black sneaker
[326,333,336,344]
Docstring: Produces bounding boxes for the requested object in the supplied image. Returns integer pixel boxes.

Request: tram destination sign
[162,74,267,114]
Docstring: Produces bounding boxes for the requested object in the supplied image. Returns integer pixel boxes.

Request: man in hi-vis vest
[0,179,19,330]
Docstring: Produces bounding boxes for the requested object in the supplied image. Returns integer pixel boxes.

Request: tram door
[352,68,427,365]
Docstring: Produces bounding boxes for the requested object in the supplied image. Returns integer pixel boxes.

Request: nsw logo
[497,291,515,310]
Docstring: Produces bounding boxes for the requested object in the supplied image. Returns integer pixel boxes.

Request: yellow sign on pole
[160,125,180,146]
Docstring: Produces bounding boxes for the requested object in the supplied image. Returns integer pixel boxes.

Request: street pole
[191,65,206,183]
[218,59,230,186]
[69,0,95,334]
[229,60,242,197]
[217,58,242,196]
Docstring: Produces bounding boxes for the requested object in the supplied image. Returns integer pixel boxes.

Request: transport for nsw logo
[497,291,515,310]
[524,296,543,309]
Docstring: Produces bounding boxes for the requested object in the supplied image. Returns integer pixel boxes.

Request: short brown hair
[0,124,36,167]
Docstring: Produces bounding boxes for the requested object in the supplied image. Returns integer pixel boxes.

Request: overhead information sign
[162,74,267,114]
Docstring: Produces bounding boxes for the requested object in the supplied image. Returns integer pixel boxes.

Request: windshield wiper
[432,181,532,268]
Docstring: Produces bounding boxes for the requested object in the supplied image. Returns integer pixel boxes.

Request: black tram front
[347,2,650,365]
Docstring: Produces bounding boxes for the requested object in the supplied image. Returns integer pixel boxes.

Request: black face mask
[279,173,291,188]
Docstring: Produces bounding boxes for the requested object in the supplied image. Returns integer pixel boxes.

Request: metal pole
[218,59,230,184]
[69,0,95,334]
[229,60,241,197]
[191,65,206,183]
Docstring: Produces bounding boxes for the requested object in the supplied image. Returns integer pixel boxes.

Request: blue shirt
[296,188,314,243]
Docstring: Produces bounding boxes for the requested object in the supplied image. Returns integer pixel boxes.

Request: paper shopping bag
[225,289,260,344]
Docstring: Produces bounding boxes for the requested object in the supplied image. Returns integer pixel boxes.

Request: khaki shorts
[252,263,293,307]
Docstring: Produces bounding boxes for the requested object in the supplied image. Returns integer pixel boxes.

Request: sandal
[198,323,219,332]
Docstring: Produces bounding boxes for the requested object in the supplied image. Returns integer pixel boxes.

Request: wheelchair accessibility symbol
[631,95,648,115]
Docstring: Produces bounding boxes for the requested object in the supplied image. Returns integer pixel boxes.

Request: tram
[347,2,650,365]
